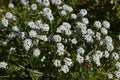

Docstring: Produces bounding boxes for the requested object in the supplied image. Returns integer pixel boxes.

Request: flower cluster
[0,0,120,79]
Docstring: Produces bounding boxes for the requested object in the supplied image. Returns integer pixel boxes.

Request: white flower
[56,48,64,56]
[53,59,61,67]
[64,58,72,67]
[60,65,69,73]
[28,21,36,29]
[76,54,84,63]
[96,32,101,40]
[61,10,67,16]
[29,30,37,38]
[21,0,28,5]
[12,26,19,32]
[101,27,108,35]
[94,21,101,28]
[77,47,85,55]
[47,14,54,21]
[111,52,119,61]
[8,3,14,8]
[115,62,120,69]
[1,18,9,27]
[71,13,77,19]
[92,55,101,66]
[104,51,109,58]
[57,43,64,49]
[33,48,41,57]
[38,35,48,42]
[21,32,26,39]
[107,73,113,79]
[5,12,13,19]
[31,4,37,11]
[114,70,120,79]
[62,4,73,12]
[71,38,77,44]
[82,18,89,25]
[23,39,33,51]
[102,21,110,29]
[8,32,16,38]
[95,50,103,58]
[36,0,42,3]
[51,0,62,5]
[41,23,49,31]
[87,29,94,36]
[106,43,114,51]
[42,0,50,6]
[65,30,72,36]
[80,9,87,17]
[53,35,62,42]
[105,36,113,43]
[83,34,93,43]
[0,62,8,68]
[40,8,54,21]
[62,22,71,29]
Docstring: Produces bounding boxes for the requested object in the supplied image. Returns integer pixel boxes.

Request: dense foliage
[0,0,120,80]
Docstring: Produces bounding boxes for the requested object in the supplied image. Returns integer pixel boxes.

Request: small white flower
[61,10,67,16]
[60,65,69,73]
[36,0,42,3]
[31,4,37,11]
[1,18,9,27]
[102,21,110,29]
[38,35,48,42]
[71,38,77,44]
[106,43,114,51]
[65,30,72,36]
[29,30,37,38]
[71,13,77,19]
[80,9,87,17]
[53,35,62,42]
[82,18,89,25]
[21,32,26,39]
[64,58,72,67]
[33,48,41,57]
[94,21,101,29]
[42,0,50,6]
[76,54,84,63]
[53,59,61,67]
[23,39,33,51]
[115,62,120,69]
[104,51,109,58]
[0,62,8,68]
[28,21,36,29]
[111,52,119,61]
[83,34,93,43]
[41,23,49,31]
[21,0,29,5]
[5,12,13,19]
[114,70,120,79]
[77,47,85,55]
[51,0,62,5]
[107,73,113,79]
[12,26,19,32]
[62,4,73,12]
[8,3,14,8]
[96,32,101,40]
[101,27,108,35]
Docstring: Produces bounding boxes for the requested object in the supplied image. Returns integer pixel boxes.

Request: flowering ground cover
[0,0,120,80]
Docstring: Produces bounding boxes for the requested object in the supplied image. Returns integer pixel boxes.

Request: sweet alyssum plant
[0,0,120,79]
